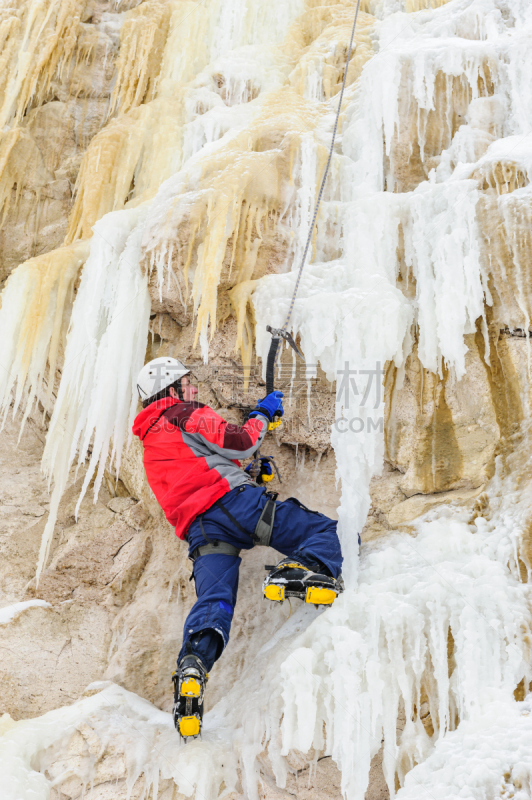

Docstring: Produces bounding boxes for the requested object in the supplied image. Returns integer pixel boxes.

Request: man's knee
[279,498,338,543]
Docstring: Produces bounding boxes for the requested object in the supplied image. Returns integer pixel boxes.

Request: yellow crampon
[264,583,285,602]
[173,658,208,740]
[305,586,337,605]
[180,676,202,697]
[179,715,201,738]
[263,561,338,606]
[263,582,337,605]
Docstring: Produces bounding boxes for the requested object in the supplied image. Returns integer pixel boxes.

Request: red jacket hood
[132,397,179,440]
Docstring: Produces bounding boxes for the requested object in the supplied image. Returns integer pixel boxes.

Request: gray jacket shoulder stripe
[182,419,267,460]
[181,432,255,490]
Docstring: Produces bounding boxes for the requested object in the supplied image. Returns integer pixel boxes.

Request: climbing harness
[190,489,279,564]
[264,0,362,386]
[253,491,277,546]
[209,490,277,547]
[190,540,241,561]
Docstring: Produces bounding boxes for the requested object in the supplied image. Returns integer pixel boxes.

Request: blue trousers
[178,485,343,671]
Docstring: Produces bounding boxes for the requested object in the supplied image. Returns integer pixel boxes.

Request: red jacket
[132,397,267,539]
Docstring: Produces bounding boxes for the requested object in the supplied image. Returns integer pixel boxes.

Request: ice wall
[0,681,242,800]
[253,0,532,793]
[254,0,532,577]
[1,0,532,798]
[397,695,532,799]
[273,488,532,797]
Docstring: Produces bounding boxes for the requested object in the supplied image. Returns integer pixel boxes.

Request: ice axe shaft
[265,325,303,395]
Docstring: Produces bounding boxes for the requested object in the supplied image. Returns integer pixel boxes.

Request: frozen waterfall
[0,0,532,798]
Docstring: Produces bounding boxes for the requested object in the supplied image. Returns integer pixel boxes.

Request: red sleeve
[163,401,268,458]
[184,406,267,457]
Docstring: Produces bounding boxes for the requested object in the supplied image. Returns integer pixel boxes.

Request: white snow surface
[397,696,532,799]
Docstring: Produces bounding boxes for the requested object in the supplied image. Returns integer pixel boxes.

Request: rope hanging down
[263,0,362,410]
[282,0,362,332]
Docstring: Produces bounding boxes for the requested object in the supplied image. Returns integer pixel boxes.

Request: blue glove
[244,457,274,484]
[249,391,284,422]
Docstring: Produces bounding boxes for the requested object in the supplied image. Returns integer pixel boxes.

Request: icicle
[0,130,42,226]
[0,0,84,130]
[0,240,89,430]
[38,207,150,579]
[402,179,488,379]
[290,8,375,103]
[109,1,171,117]
[228,279,257,387]
[65,100,183,244]
[142,89,321,350]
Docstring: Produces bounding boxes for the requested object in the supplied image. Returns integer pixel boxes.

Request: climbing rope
[258,0,363,459]
[281,0,362,332]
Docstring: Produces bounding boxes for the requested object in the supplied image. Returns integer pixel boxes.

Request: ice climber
[133,356,343,738]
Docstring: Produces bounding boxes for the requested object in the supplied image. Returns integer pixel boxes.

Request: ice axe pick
[265,325,304,431]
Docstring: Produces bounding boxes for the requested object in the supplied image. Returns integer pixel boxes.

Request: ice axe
[248,327,303,484]
[248,326,303,483]
[265,325,304,431]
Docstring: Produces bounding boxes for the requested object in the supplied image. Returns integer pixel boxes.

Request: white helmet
[137,357,190,402]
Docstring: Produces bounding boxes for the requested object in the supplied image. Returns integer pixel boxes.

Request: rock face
[0,0,120,283]
[1,1,532,799]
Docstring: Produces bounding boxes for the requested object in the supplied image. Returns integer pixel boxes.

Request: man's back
[132,396,267,538]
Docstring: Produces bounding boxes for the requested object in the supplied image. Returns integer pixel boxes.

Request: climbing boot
[172,654,208,739]
[263,558,343,606]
